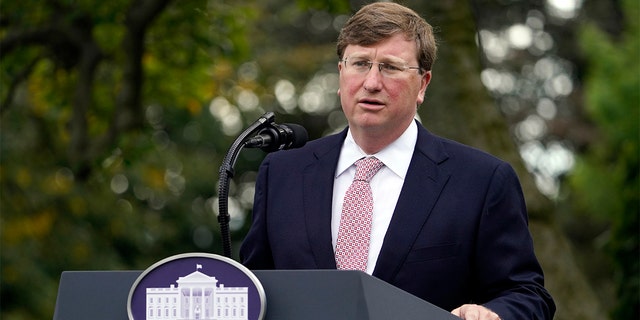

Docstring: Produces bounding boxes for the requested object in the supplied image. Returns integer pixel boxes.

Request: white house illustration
[146,264,249,320]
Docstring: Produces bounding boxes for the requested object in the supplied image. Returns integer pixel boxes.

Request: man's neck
[350,120,414,155]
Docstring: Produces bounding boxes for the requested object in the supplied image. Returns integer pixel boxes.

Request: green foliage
[3,0,630,319]
[1,0,345,318]
[295,0,351,13]
[0,1,254,319]
[571,0,640,317]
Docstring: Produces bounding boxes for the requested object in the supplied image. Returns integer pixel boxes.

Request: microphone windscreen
[283,123,308,148]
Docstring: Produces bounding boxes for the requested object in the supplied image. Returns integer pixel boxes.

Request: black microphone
[244,122,308,152]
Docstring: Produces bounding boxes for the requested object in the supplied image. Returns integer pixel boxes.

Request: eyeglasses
[341,58,422,78]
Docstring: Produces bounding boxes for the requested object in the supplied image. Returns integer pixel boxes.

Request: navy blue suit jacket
[240,122,555,319]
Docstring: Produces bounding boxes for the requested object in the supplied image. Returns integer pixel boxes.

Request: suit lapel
[303,130,346,269]
[373,126,450,282]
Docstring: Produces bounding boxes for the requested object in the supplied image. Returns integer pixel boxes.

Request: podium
[54,270,458,319]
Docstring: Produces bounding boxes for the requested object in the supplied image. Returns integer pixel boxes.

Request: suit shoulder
[433,134,511,169]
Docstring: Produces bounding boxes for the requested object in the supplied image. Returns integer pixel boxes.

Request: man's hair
[336,2,437,72]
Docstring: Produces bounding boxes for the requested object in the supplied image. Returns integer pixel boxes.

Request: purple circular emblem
[127,252,265,320]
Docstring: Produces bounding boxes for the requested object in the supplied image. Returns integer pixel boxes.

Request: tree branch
[78,0,171,175]
[0,56,41,115]
[90,0,174,161]
[0,28,55,58]
[112,0,172,132]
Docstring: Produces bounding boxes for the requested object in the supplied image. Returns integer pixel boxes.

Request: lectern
[54,269,459,319]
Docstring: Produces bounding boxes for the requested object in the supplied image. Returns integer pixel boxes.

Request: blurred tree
[567,0,639,317]
[1,0,255,318]
[0,0,630,319]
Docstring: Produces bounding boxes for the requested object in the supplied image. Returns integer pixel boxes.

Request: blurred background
[1,0,637,319]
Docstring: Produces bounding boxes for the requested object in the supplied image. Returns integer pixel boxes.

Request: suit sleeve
[239,156,275,269]
[476,163,556,319]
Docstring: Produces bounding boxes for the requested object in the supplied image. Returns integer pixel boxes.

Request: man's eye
[352,60,370,68]
[382,63,403,72]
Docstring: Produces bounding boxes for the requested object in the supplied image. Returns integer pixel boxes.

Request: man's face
[338,33,431,140]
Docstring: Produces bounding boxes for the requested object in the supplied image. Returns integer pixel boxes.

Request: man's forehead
[344,45,417,63]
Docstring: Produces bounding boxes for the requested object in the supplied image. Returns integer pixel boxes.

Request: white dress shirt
[331,121,417,274]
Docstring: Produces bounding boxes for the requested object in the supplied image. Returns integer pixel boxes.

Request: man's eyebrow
[346,54,408,63]
[345,53,370,59]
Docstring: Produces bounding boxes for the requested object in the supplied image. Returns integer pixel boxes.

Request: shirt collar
[336,121,418,179]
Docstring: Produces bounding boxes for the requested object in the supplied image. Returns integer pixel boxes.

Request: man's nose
[362,65,383,91]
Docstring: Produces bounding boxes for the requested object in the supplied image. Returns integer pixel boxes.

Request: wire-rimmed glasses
[341,58,422,78]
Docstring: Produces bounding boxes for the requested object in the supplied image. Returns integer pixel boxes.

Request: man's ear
[416,70,432,105]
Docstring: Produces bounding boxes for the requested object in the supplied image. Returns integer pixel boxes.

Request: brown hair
[336,2,437,72]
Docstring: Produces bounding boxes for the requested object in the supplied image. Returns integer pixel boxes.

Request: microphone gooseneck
[217,112,274,258]
[217,112,308,258]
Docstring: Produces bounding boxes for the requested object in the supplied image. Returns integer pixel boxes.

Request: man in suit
[240,2,555,319]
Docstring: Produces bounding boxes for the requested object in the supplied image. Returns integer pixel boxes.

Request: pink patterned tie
[335,156,384,271]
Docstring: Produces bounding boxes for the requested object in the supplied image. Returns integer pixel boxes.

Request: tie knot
[354,157,384,182]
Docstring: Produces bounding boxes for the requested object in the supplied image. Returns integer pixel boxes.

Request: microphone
[244,122,308,152]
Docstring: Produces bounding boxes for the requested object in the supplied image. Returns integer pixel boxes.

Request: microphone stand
[217,112,275,258]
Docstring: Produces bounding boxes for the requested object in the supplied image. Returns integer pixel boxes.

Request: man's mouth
[359,98,385,106]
